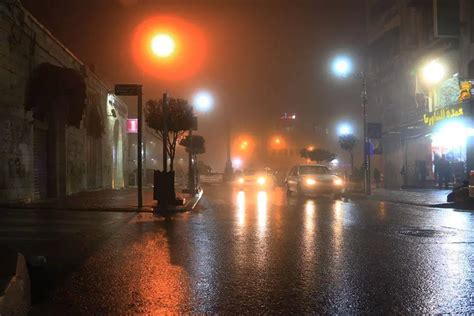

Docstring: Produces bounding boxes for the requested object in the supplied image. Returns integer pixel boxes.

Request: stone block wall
[0,2,129,202]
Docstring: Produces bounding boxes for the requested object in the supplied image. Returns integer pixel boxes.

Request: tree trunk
[350,151,354,175]
[170,155,174,171]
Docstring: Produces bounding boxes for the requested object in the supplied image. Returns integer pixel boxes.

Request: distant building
[0,1,130,202]
[366,0,474,188]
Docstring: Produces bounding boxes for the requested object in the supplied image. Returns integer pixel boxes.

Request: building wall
[0,1,129,202]
[367,0,467,188]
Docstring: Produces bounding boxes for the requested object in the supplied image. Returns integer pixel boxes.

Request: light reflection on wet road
[37,184,474,314]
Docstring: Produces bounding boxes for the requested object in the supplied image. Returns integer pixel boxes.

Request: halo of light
[151,34,175,57]
[193,91,214,112]
[432,120,466,148]
[422,60,445,85]
[232,157,243,169]
[332,55,352,77]
[338,123,353,135]
[131,15,208,81]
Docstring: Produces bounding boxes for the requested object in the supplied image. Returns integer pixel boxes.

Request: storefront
[422,98,474,185]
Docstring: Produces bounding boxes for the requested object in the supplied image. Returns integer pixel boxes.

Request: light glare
[232,157,243,169]
[338,123,353,135]
[422,60,445,85]
[151,34,175,57]
[193,91,214,112]
[332,56,352,77]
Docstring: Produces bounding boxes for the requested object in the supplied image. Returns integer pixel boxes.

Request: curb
[153,187,204,215]
[344,192,474,211]
[0,189,203,213]
[343,192,440,208]
[0,203,156,213]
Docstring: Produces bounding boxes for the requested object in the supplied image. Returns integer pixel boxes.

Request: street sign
[367,123,382,139]
[115,82,143,208]
[114,84,141,96]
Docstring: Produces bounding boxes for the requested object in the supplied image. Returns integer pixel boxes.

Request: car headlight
[334,178,343,186]
[305,178,317,186]
[257,176,266,185]
[238,177,244,184]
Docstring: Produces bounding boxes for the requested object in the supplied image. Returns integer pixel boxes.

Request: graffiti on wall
[0,119,29,154]
[67,130,86,193]
[0,119,30,189]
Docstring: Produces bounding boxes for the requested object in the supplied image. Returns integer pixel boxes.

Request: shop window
[468,59,474,78]
[470,0,474,42]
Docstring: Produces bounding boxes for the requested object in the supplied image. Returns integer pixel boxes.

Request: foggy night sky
[21,0,366,170]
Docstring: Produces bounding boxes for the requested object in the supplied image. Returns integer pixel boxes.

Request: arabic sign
[127,119,138,133]
[458,81,472,103]
[423,106,464,126]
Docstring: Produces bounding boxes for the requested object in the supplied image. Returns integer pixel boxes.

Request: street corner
[152,187,204,216]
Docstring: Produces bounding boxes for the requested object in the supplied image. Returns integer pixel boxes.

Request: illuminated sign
[458,81,472,103]
[127,119,138,133]
[423,106,464,126]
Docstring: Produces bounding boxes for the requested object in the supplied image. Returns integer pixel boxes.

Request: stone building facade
[0,1,129,202]
[366,0,474,188]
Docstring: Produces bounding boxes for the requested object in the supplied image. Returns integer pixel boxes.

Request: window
[298,166,331,175]
[468,60,474,78]
[289,167,297,176]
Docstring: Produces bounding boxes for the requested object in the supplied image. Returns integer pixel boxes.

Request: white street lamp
[422,60,445,85]
[332,55,353,78]
[331,54,371,195]
[193,91,214,113]
[338,122,353,136]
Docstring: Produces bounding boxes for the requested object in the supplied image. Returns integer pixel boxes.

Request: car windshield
[299,166,331,175]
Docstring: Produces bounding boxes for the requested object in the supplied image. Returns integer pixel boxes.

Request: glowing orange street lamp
[240,141,249,150]
[131,15,207,81]
[151,33,175,58]
[307,145,315,151]
[270,136,285,149]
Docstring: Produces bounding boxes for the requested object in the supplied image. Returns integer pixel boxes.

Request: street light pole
[162,92,168,173]
[361,71,371,195]
[137,86,143,208]
[187,111,195,192]
[331,55,371,194]
[224,120,233,181]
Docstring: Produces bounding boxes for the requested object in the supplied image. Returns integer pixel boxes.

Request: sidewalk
[1,187,201,212]
[347,188,451,207]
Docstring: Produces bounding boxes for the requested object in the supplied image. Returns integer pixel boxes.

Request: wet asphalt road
[2,184,474,314]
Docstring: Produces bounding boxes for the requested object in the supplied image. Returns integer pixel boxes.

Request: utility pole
[162,92,169,208]
[137,86,143,207]
[361,71,371,195]
[162,93,168,173]
[224,121,233,181]
[114,84,143,208]
[187,127,195,192]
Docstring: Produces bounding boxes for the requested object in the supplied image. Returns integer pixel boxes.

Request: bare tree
[338,134,357,173]
[300,148,336,163]
[145,98,193,171]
